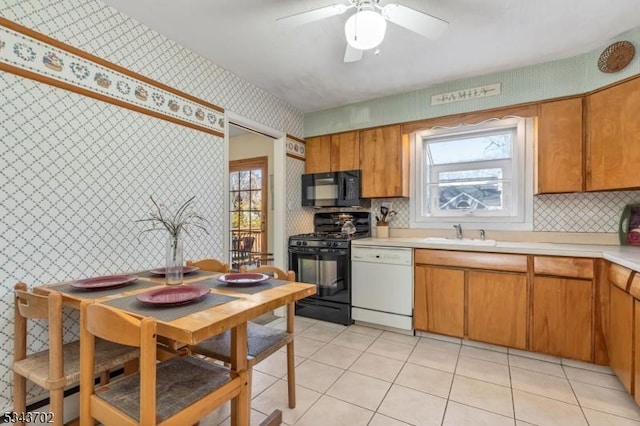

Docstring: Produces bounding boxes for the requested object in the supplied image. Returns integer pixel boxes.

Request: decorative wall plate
[598,41,635,73]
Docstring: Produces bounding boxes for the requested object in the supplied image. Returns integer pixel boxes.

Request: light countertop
[352,237,640,272]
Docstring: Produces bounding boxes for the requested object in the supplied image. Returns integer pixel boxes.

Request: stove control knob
[296,241,301,246]
[303,241,308,246]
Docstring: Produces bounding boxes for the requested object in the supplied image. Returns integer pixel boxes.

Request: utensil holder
[377,222,389,238]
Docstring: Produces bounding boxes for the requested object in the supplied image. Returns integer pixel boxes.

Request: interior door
[229,156,268,269]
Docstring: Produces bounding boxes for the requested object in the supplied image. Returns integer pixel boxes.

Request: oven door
[288,248,350,304]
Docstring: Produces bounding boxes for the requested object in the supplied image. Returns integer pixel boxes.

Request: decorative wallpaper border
[286,135,305,160]
[0,17,224,137]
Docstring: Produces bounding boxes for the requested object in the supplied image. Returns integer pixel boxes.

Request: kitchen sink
[421,237,497,246]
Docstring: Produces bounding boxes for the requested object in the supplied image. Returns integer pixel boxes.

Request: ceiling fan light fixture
[345,9,387,50]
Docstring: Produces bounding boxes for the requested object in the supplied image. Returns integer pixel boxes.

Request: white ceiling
[101,0,640,113]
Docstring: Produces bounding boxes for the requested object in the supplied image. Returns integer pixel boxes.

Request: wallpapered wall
[0,0,304,410]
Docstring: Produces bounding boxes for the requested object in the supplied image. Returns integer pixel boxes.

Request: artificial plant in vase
[137,195,208,285]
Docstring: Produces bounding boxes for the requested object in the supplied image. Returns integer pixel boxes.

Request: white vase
[165,234,184,285]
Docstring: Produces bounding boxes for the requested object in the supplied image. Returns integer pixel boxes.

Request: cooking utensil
[380,206,389,220]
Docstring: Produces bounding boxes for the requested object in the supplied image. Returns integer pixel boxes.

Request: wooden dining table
[35,270,316,425]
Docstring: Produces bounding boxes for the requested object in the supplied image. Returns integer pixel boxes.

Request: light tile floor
[201,316,640,425]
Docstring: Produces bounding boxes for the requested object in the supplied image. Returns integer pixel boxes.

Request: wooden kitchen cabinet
[330,131,359,171]
[305,131,359,173]
[415,249,527,348]
[610,283,634,393]
[536,97,584,194]
[359,125,409,198]
[467,271,528,349]
[634,298,640,405]
[586,76,640,191]
[531,277,592,361]
[414,265,464,337]
[304,135,331,173]
[531,256,595,361]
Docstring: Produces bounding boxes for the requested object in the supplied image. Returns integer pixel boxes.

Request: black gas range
[288,212,370,325]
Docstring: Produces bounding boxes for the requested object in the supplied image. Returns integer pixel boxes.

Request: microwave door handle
[341,176,347,201]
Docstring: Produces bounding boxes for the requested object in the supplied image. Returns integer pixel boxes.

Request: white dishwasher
[351,246,413,330]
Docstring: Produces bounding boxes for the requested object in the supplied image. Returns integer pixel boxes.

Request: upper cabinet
[330,131,360,172]
[305,125,409,198]
[305,131,359,174]
[306,76,640,194]
[304,135,331,173]
[359,125,409,198]
[586,77,640,191]
[536,98,584,194]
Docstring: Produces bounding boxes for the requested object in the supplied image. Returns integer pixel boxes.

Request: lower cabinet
[467,271,527,349]
[531,277,593,362]
[610,283,634,394]
[635,299,640,405]
[414,266,464,337]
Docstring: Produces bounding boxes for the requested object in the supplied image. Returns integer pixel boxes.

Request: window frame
[410,116,534,231]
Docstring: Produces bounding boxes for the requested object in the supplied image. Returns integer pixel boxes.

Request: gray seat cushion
[95,356,230,422]
[191,322,290,363]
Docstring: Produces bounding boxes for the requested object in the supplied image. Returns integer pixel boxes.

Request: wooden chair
[190,266,298,408]
[186,258,229,273]
[79,300,246,425]
[13,283,139,426]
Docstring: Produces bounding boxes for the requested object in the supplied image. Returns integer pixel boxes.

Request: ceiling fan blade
[382,3,449,39]
[276,4,350,29]
[344,43,364,63]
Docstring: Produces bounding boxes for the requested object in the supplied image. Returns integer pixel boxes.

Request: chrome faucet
[453,224,463,239]
[479,229,486,240]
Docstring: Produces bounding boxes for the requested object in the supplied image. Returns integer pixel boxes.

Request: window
[410,117,533,230]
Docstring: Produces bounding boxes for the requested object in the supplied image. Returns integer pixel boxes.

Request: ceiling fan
[276,0,449,63]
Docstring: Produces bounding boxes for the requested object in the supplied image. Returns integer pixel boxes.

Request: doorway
[227,117,286,270]
[229,156,268,269]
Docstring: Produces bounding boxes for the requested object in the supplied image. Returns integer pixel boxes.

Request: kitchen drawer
[414,249,527,273]
[629,273,640,299]
[609,263,633,291]
[533,256,594,279]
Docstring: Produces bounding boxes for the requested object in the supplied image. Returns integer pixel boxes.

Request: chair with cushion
[13,283,139,426]
[186,258,229,273]
[79,300,247,425]
[190,266,298,408]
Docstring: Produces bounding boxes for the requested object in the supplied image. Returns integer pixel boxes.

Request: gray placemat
[47,279,158,299]
[135,269,219,279]
[207,278,290,295]
[102,290,238,322]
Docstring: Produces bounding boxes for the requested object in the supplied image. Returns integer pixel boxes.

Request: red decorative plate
[217,273,270,287]
[70,275,137,290]
[149,266,200,276]
[136,285,209,306]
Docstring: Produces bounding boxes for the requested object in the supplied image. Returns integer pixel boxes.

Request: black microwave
[301,170,370,208]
